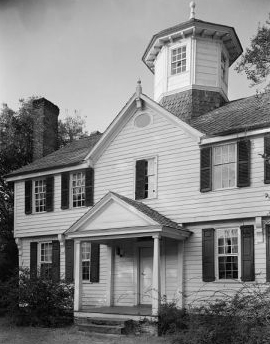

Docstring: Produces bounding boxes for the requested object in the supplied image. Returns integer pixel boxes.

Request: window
[171,46,187,75]
[134,113,152,128]
[34,179,46,212]
[217,228,239,280]
[135,157,157,200]
[81,242,91,280]
[71,171,86,207]
[213,143,236,189]
[40,242,52,279]
[221,52,227,81]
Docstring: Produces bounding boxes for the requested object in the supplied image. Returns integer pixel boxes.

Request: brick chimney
[32,98,59,161]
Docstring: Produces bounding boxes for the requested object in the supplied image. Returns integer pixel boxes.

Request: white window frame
[215,228,241,281]
[39,241,52,278]
[33,178,46,213]
[81,242,91,281]
[134,156,158,200]
[212,143,237,190]
[170,44,187,76]
[70,170,86,208]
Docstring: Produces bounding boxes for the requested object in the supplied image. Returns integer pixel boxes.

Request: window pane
[213,165,222,189]
[72,172,86,207]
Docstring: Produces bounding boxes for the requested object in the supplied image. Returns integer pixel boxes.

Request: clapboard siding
[15,174,89,237]
[81,245,107,307]
[183,219,266,306]
[164,239,179,302]
[195,39,219,88]
[94,105,269,224]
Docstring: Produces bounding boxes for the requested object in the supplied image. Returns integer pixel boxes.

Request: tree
[235,14,270,91]
[0,98,88,281]
[58,110,88,147]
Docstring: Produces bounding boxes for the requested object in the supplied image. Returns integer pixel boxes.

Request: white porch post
[152,234,161,316]
[15,238,22,268]
[177,241,184,308]
[74,239,82,311]
[106,245,114,306]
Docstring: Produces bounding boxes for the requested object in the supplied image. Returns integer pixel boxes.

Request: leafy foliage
[158,301,187,335]
[0,268,74,327]
[236,14,270,91]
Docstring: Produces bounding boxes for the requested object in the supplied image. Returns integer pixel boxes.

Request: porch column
[152,234,161,316]
[74,239,82,311]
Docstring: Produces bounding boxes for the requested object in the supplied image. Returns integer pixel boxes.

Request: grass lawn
[0,317,170,344]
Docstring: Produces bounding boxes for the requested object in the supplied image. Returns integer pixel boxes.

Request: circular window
[134,113,151,128]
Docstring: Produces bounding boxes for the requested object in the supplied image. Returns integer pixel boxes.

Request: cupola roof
[142,18,243,73]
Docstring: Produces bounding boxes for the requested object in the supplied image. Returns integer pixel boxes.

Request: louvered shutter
[202,228,215,282]
[200,147,212,192]
[61,172,70,209]
[237,140,250,187]
[30,242,38,279]
[135,160,147,200]
[46,176,54,212]
[52,240,60,282]
[241,225,254,281]
[264,136,270,184]
[25,180,32,214]
[65,240,74,283]
[90,243,100,283]
[85,168,94,207]
[266,225,270,282]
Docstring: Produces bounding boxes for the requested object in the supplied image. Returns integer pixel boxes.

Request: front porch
[65,192,191,317]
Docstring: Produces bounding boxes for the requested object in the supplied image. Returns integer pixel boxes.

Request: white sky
[0,0,269,133]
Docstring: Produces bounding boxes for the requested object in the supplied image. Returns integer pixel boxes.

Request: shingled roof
[190,92,270,136]
[6,132,102,178]
[162,91,270,137]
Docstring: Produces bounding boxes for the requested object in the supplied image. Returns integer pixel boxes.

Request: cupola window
[171,46,187,75]
[221,52,227,81]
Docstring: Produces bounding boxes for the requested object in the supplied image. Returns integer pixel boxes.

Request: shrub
[158,301,188,335]
[2,268,74,327]
[171,284,270,344]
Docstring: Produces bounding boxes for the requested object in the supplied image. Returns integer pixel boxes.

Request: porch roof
[65,191,190,240]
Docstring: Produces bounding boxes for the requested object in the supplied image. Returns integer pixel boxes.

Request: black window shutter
[90,243,100,283]
[30,242,38,279]
[25,180,32,214]
[237,140,250,187]
[241,225,255,281]
[135,160,147,200]
[46,176,54,212]
[264,135,270,184]
[202,228,215,282]
[65,239,74,283]
[52,240,60,282]
[61,172,70,209]
[266,225,270,282]
[85,168,94,207]
[200,147,212,192]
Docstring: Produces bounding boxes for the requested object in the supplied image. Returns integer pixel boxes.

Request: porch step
[76,317,128,335]
[78,323,124,335]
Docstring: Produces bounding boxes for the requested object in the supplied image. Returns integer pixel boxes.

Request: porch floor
[80,305,152,316]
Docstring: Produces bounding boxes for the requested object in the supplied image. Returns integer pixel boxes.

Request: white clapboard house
[6,5,270,321]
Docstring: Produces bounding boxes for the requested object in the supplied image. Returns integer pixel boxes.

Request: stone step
[87,317,127,326]
[78,323,124,335]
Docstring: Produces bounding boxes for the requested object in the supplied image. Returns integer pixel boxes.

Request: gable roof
[6,132,102,178]
[162,91,270,137]
[66,191,185,235]
[110,192,183,230]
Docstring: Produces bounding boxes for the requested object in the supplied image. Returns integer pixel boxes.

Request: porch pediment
[65,192,190,240]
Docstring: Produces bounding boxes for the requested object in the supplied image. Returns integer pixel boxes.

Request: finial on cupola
[136,79,142,108]
[189,1,195,20]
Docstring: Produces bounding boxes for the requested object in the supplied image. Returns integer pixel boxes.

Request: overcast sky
[0,0,269,133]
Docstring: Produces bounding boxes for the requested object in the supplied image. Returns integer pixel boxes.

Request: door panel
[139,247,153,304]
